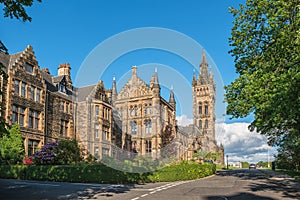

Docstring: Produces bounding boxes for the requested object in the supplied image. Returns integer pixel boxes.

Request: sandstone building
[112,66,177,158]
[0,45,223,163]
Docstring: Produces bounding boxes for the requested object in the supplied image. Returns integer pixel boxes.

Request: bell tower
[192,49,216,152]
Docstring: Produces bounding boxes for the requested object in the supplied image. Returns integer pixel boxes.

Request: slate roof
[77,84,96,102]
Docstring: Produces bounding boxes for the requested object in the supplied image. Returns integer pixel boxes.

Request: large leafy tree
[0,0,42,22]
[225,0,300,145]
[0,124,25,164]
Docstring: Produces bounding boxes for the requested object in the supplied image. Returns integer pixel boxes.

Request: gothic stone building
[0,45,223,163]
[0,46,76,156]
[111,66,177,158]
[191,50,224,163]
[76,81,113,160]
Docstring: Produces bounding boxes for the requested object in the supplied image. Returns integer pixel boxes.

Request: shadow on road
[206,192,275,200]
[204,169,300,200]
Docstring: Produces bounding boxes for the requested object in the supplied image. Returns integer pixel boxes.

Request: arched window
[145,120,152,134]
[130,121,137,135]
[130,106,135,116]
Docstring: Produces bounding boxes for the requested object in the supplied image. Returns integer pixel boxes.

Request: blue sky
[2,0,275,162]
[1,0,252,123]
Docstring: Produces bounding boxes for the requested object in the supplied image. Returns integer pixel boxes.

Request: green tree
[0,0,42,22]
[55,139,82,165]
[0,61,8,136]
[241,162,249,168]
[225,0,300,145]
[0,124,24,164]
[275,134,300,171]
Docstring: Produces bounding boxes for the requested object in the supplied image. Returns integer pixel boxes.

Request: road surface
[0,169,299,200]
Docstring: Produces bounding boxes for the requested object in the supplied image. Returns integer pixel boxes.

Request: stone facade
[76,81,113,160]
[0,46,46,156]
[42,64,75,144]
[0,45,223,163]
[192,49,224,163]
[111,66,177,158]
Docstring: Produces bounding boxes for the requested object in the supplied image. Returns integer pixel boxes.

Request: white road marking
[141,194,149,197]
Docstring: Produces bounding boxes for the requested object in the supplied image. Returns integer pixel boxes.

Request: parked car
[249,163,256,169]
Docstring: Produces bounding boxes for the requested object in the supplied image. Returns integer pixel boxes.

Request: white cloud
[216,122,277,164]
[176,114,193,126]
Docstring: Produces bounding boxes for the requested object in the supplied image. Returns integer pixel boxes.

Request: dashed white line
[141,194,149,197]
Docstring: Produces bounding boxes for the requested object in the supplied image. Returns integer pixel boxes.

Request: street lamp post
[226,155,229,170]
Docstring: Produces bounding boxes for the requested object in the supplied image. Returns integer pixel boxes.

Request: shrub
[0,161,216,183]
[33,139,83,165]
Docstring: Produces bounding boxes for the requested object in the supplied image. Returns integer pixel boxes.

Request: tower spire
[199,48,209,84]
[112,74,117,104]
[169,85,176,108]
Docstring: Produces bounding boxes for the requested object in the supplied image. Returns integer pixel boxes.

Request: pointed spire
[169,86,176,108]
[112,74,117,104]
[201,48,207,64]
[152,67,159,87]
[199,48,209,84]
[192,69,197,87]
[132,66,137,76]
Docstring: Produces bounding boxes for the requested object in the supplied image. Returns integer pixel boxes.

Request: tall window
[130,106,135,116]
[204,120,208,129]
[25,63,33,74]
[134,106,138,116]
[145,104,152,115]
[60,84,66,92]
[60,101,64,111]
[14,80,20,95]
[95,105,99,116]
[205,104,209,115]
[21,83,26,97]
[19,107,25,126]
[102,148,109,157]
[36,89,41,103]
[66,103,69,113]
[145,120,152,134]
[94,147,99,160]
[198,103,202,115]
[95,124,99,139]
[12,105,25,126]
[199,120,202,129]
[28,139,39,156]
[29,110,39,129]
[102,126,109,141]
[28,110,34,128]
[146,140,152,153]
[130,121,137,135]
[29,86,34,100]
[60,120,68,136]
[12,105,18,123]
[34,111,39,129]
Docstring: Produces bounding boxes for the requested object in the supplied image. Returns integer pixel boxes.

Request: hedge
[0,161,216,183]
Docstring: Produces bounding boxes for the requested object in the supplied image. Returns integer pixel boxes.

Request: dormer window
[60,84,66,93]
[25,63,34,74]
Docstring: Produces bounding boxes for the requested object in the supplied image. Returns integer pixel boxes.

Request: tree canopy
[0,0,42,22]
[0,124,24,164]
[225,0,300,145]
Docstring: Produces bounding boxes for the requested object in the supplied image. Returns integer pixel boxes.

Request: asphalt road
[0,169,299,200]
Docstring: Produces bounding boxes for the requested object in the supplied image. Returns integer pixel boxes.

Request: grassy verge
[0,161,216,183]
[275,169,300,180]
